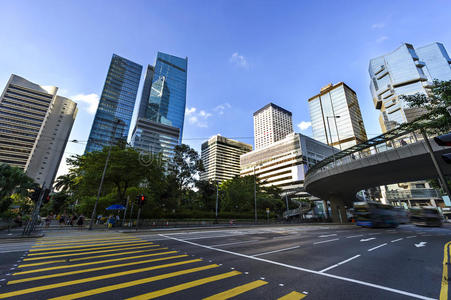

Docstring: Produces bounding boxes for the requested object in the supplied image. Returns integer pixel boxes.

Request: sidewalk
[0,228,44,239]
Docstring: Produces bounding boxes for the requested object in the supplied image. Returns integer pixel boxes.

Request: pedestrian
[59,215,65,228]
[77,214,84,230]
[70,215,77,227]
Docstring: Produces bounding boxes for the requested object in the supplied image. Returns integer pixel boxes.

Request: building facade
[369,42,451,132]
[308,82,367,150]
[131,52,187,161]
[85,54,142,153]
[200,135,252,182]
[0,75,77,186]
[240,132,333,195]
[253,103,293,150]
[131,119,180,161]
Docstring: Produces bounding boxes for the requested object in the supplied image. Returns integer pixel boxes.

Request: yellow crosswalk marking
[203,280,268,299]
[33,239,142,248]
[49,264,222,300]
[278,291,307,300]
[15,251,178,275]
[126,271,242,300]
[20,249,177,267]
[23,244,160,261]
[28,241,152,254]
[9,255,194,284]
[440,241,451,300]
[0,260,210,299]
[37,236,136,244]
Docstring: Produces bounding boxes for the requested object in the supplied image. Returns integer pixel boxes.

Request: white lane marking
[210,240,255,247]
[346,235,363,239]
[368,243,387,252]
[319,234,337,238]
[160,234,434,300]
[368,233,382,235]
[360,238,376,242]
[415,242,427,248]
[252,246,300,257]
[391,238,403,243]
[319,255,361,273]
[183,234,248,241]
[406,236,417,239]
[313,238,339,245]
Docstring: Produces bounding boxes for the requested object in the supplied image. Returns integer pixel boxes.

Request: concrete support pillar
[329,196,349,224]
[323,200,330,220]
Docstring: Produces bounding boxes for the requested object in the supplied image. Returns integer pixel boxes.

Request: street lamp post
[215,180,219,222]
[326,115,341,165]
[253,165,257,223]
[88,119,121,230]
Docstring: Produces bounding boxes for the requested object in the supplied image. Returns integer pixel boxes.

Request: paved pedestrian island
[0,233,307,299]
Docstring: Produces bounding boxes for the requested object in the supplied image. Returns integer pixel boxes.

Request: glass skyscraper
[131,52,187,160]
[308,82,367,150]
[369,42,451,132]
[85,54,142,153]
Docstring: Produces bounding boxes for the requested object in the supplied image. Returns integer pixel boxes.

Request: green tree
[195,180,217,211]
[66,146,148,205]
[401,80,451,134]
[54,173,76,193]
[0,163,35,213]
[167,144,204,206]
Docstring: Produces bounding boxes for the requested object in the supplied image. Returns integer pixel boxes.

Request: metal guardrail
[385,188,441,200]
[306,110,439,178]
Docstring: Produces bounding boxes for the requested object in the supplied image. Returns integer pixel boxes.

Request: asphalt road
[0,224,449,299]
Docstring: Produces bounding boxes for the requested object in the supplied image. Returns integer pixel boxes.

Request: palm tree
[54,173,76,193]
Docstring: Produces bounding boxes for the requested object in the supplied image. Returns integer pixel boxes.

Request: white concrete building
[0,74,77,186]
[253,103,293,150]
[200,135,252,182]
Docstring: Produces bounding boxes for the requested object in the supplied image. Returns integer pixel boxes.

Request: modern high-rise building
[200,135,252,182]
[253,103,293,150]
[131,52,188,160]
[130,118,180,160]
[308,82,367,150]
[85,54,142,153]
[0,74,77,186]
[241,132,333,195]
[369,42,451,132]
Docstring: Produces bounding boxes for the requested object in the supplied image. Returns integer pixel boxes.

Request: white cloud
[199,110,212,118]
[229,52,249,69]
[72,93,99,114]
[376,36,388,43]
[213,102,232,115]
[185,107,196,115]
[297,121,312,131]
[371,23,385,29]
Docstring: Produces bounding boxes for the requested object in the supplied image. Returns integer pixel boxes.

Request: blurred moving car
[393,207,409,224]
[354,202,399,228]
[409,207,443,227]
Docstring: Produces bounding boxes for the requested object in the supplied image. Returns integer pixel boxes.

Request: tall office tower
[200,135,252,182]
[85,54,142,153]
[253,103,293,150]
[0,75,77,186]
[369,42,451,132]
[308,82,367,150]
[131,52,188,160]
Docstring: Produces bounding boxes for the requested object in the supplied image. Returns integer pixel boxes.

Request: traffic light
[139,195,145,206]
[434,132,451,146]
[136,194,145,206]
[30,187,42,202]
[42,189,51,204]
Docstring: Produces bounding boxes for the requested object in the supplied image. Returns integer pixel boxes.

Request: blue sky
[0,0,450,177]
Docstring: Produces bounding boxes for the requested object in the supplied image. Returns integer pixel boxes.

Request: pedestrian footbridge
[304,114,451,223]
